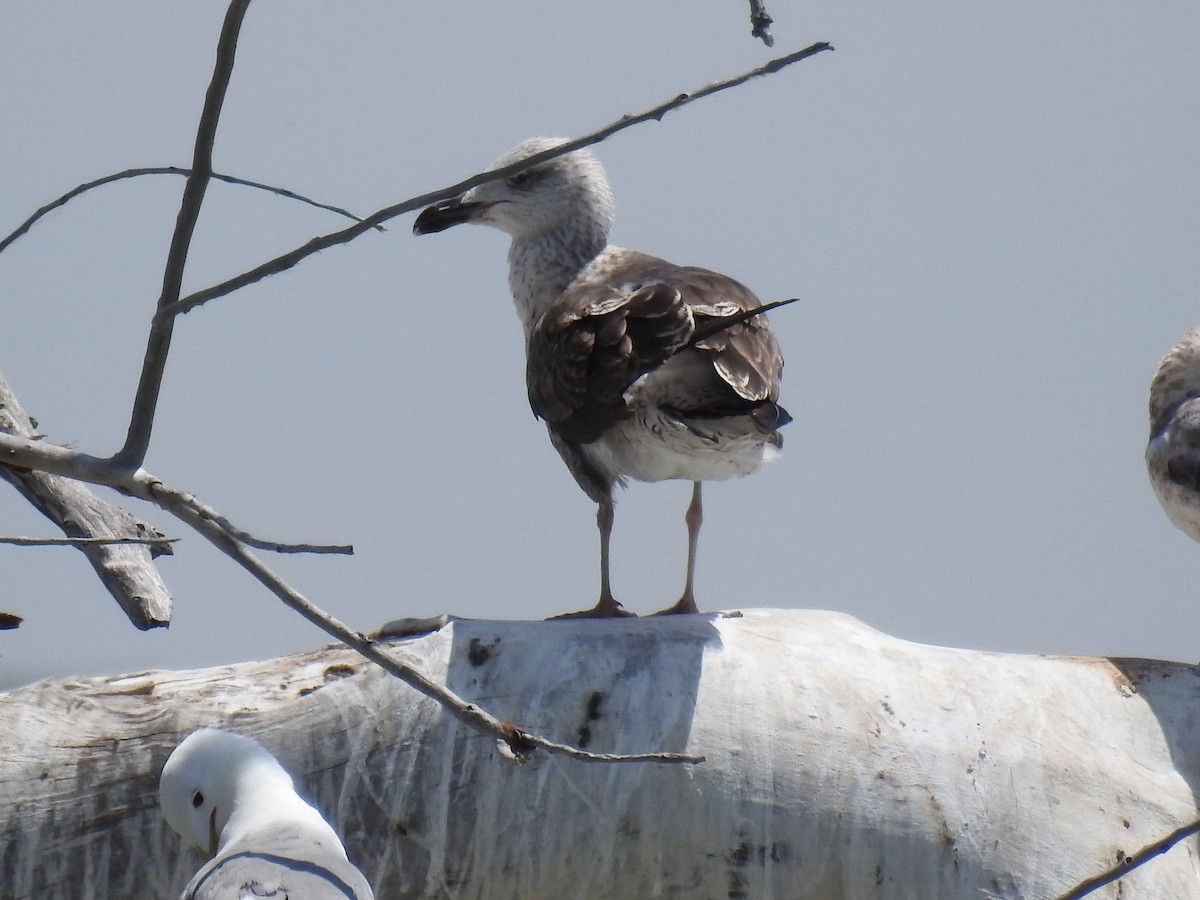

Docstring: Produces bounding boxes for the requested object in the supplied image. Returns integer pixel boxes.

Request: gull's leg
[596,500,619,611]
[549,501,635,619]
[654,481,703,615]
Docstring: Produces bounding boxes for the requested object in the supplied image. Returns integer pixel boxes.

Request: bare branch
[113,0,252,469]
[0,371,173,629]
[0,167,381,257]
[0,536,177,548]
[157,41,834,320]
[748,0,775,47]
[1054,818,1200,899]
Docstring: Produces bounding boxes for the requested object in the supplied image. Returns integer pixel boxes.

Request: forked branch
[113,0,252,469]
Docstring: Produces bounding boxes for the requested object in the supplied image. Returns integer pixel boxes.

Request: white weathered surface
[2,609,1199,899]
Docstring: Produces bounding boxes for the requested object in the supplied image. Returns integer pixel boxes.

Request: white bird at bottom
[159,727,374,900]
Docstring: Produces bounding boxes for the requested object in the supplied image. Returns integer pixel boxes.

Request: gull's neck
[219,760,346,856]
[507,226,609,336]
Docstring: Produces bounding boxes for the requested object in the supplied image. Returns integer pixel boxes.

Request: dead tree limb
[0,371,173,629]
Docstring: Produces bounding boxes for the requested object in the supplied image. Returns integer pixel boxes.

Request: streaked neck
[508,228,608,334]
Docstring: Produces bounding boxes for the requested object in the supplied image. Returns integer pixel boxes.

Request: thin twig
[1053,818,1200,899]
[156,41,833,321]
[150,488,352,555]
[0,167,382,257]
[113,0,251,469]
[0,430,701,764]
[0,535,178,548]
[748,0,775,47]
[226,532,353,555]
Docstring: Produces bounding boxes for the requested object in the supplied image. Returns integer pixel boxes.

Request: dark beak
[412,197,488,235]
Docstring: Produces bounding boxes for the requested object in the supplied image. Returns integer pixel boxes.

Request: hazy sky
[1,2,1198,690]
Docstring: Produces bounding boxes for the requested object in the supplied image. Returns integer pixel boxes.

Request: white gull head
[462,137,614,242]
[159,727,345,860]
[413,137,618,331]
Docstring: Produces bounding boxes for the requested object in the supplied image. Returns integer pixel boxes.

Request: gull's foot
[547,596,637,620]
[651,595,702,616]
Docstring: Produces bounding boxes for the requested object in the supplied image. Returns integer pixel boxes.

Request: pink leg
[654,482,703,615]
[549,501,635,619]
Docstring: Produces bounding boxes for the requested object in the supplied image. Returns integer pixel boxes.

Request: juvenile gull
[414,137,791,617]
[160,728,374,900]
[1147,327,1200,544]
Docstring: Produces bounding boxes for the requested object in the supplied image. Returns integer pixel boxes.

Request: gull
[1147,326,1200,544]
[159,727,374,900]
[414,137,792,617]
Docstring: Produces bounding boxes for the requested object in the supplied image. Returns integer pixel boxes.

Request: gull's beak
[412,196,493,235]
[204,807,219,861]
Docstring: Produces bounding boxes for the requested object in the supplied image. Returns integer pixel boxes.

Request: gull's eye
[507,169,535,188]
[191,790,204,809]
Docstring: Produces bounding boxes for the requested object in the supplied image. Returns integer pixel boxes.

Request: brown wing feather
[595,254,785,404]
[526,281,693,444]
[527,252,788,450]
[673,267,784,403]
[1163,402,1200,491]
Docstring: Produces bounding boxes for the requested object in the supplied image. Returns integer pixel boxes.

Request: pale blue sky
[2,1,1199,689]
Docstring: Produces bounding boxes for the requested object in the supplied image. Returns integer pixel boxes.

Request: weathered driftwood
[0,369,172,629]
[2,609,1199,899]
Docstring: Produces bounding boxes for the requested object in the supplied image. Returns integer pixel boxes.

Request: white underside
[581,407,779,486]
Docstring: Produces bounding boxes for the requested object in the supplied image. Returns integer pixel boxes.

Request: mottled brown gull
[414,137,793,617]
[159,728,374,900]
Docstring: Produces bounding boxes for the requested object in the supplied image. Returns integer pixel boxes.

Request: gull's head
[159,728,284,860]
[413,137,616,243]
[1150,326,1200,435]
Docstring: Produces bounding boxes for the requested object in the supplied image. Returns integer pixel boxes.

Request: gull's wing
[183,828,373,900]
[1156,401,1200,492]
[526,280,693,445]
[527,252,788,439]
